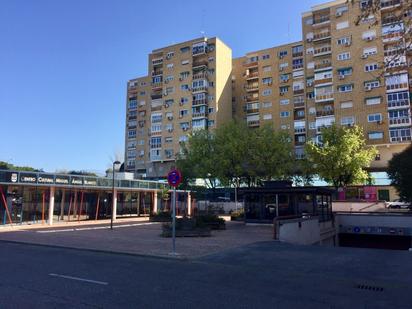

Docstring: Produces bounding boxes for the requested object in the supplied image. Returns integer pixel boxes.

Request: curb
[0,239,191,262]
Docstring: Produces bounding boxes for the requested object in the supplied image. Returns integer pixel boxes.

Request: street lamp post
[111,161,121,230]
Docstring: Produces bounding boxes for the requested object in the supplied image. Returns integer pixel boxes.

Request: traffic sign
[167,169,182,187]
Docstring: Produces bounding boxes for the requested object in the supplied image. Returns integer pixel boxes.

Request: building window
[207,120,215,127]
[263,114,272,120]
[340,101,353,109]
[365,63,379,72]
[309,107,316,115]
[280,86,289,94]
[387,91,410,108]
[279,50,288,58]
[179,109,188,117]
[128,98,137,109]
[279,62,289,70]
[165,137,173,143]
[337,67,353,76]
[137,139,144,145]
[166,63,174,69]
[128,130,136,138]
[263,102,272,108]
[338,52,350,61]
[337,84,353,92]
[309,122,316,130]
[262,77,272,85]
[364,80,380,90]
[280,99,290,105]
[262,89,272,96]
[280,111,290,118]
[180,46,190,53]
[363,47,377,56]
[369,132,384,140]
[165,75,174,82]
[362,30,376,41]
[337,36,351,45]
[341,116,355,126]
[262,54,270,60]
[180,84,190,91]
[336,21,349,30]
[263,65,272,72]
[208,107,214,113]
[280,74,290,82]
[367,113,382,122]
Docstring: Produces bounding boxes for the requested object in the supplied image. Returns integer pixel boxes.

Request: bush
[195,214,225,230]
[230,209,244,221]
[150,211,172,222]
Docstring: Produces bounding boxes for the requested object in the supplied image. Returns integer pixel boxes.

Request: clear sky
[0,0,327,174]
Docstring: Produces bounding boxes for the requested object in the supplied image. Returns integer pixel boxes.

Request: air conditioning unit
[361,54,368,59]
[377,120,383,125]
[280,92,285,96]
[179,101,184,106]
[167,116,173,120]
[179,77,184,81]
[167,128,173,132]
[307,38,313,43]
[183,127,189,131]
[164,103,169,108]
[345,42,351,46]
[279,67,284,72]
[164,80,169,84]
[336,12,343,17]
[364,86,372,91]
[279,55,284,59]
[163,92,168,96]
[366,37,374,41]
[307,82,313,87]
[339,75,345,80]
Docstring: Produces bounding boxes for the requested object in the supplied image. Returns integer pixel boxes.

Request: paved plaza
[0,219,273,258]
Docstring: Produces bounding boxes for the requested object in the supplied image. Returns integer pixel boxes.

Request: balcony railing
[192,112,207,118]
[313,32,331,41]
[192,99,207,106]
[316,110,334,117]
[244,60,258,68]
[386,83,409,92]
[314,77,333,85]
[152,59,163,66]
[192,86,208,93]
[294,127,306,134]
[246,95,259,102]
[152,70,163,76]
[293,64,304,70]
[292,52,304,58]
[391,135,412,143]
[389,117,411,125]
[151,91,163,100]
[388,100,410,109]
[315,93,334,102]
[192,72,208,80]
[245,84,259,91]
[247,120,260,127]
[314,46,332,56]
[293,89,305,95]
[246,108,259,114]
[151,82,162,89]
[192,60,208,68]
[244,71,259,79]
[382,31,404,42]
[294,101,305,108]
[314,62,332,70]
[313,16,330,25]
[381,0,401,10]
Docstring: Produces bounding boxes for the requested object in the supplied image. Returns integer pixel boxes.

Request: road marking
[37,222,158,233]
[49,273,108,285]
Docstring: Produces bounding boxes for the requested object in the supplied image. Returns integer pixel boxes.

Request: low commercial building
[0,170,191,226]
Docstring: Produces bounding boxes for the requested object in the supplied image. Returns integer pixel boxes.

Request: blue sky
[0,0,326,174]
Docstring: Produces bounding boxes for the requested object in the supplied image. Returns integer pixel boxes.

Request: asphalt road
[0,241,411,308]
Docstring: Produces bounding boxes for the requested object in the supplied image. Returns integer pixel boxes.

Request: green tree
[176,129,219,188]
[305,125,377,189]
[388,145,412,202]
[0,161,42,172]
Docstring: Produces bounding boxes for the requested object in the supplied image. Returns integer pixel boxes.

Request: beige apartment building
[125,0,411,178]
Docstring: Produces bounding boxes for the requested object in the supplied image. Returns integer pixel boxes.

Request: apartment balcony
[246,108,259,114]
[314,62,332,71]
[244,60,258,68]
[247,120,260,127]
[245,95,259,103]
[192,86,208,93]
[390,134,412,143]
[386,83,409,92]
[294,114,305,120]
[312,16,330,26]
[292,52,304,58]
[152,59,163,66]
[192,71,208,80]
[314,77,333,86]
[151,82,163,90]
[294,140,306,146]
[380,0,402,10]
[293,89,305,95]
[382,31,404,42]
[292,64,304,70]
[293,100,305,108]
[388,100,410,109]
[152,70,163,76]
[315,93,334,103]
[313,32,331,42]
[316,125,333,134]
[151,90,163,100]
[316,110,334,117]
[313,46,332,57]
[245,84,259,92]
[128,115,137,121]
[389,117,411,126]
[294,127,306,134]
[244,71,259,80]
[192,111,207,118]
[192,46,207,57]
[192,60,208,68]
[192,98,208,106]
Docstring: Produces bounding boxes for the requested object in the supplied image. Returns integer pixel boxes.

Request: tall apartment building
[125,37,232,178]
[125,0,411,178]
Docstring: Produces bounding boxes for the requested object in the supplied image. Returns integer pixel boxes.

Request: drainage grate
[356,284,384,292]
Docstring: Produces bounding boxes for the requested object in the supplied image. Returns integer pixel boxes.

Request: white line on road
[37,222,158,233]
[49,273,108,285]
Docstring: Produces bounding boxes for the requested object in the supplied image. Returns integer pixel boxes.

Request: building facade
[125,0,411,178]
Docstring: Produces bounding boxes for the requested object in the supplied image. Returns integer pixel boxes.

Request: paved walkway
[0,220,274,258]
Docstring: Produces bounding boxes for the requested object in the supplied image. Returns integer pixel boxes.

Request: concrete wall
[278,217,321,245]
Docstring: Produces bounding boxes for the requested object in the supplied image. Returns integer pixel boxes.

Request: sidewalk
[0,220,274,259]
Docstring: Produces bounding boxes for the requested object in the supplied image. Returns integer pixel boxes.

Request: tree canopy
[388,145,412,202]
[176,121,295,188]
[0,161,42,172]
[305,125,377,189]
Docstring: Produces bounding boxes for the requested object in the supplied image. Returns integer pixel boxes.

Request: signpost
[167,169,182,256]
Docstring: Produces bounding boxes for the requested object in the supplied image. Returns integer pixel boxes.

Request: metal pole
[172,187,176,255]
[111,163,115,230]
[275,194,279,218]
